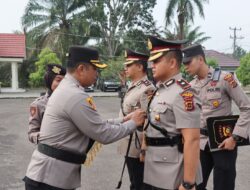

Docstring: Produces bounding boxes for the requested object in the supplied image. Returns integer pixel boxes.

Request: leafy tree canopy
[236,53,250,86]
[29,48,61,87]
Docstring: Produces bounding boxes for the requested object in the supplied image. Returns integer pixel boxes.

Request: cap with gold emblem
[44,64,66,91]
[67,46,107,69]
[147,36,187,62]
[124,49,149,65]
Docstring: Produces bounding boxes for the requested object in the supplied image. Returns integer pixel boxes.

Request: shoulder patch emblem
[86,97,96,110]
[176,79,191,90]
[224,74,237,88]
[181,91,194,111]
[30,106,37,117]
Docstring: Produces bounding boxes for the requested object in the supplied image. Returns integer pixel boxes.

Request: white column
[11,62,19,90]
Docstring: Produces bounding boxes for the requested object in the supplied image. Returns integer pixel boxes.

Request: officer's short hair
[135,60,148,73]
[164,50,183,68]
[67,61,92,73]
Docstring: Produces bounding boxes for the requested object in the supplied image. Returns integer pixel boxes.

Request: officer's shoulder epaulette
[176,79,191,90]
[164,79,175,87]
[212,67,221,81]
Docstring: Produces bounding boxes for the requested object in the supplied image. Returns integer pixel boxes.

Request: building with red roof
[0,33,26,92]
[204,50,239,72]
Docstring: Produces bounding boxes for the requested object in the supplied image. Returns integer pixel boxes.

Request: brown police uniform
[117,49,155,190]
[24,46,138,190]
[143,36,202,190]
[192,67,250,149]
[28,93,49,144]
[118,75,155,157]
[28,64,66,144]
[191,67,250,190]
[183,44,250,190]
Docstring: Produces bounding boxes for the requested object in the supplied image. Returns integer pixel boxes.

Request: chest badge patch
[210,81,217,87]
[86,97,96,110]
[181,91,195,111]
[155,114,160,122]
[212,100,220,108]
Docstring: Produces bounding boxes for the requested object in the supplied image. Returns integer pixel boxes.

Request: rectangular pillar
[11,62,19,90]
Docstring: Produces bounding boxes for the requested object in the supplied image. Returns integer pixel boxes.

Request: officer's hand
[131,109,146,127]
[218,137,236,150]
[139,152,145,162]
[179,184,195,190]
[123,112,134,122]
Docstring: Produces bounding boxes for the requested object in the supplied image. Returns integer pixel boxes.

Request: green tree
[165,0,209,40]
[29,48,61,87]
[22,0,89,62]
[84,0,157,58]
[207,58,218,68]
[100,57,124,80]
[236,53,250,86]
[165,23,210,46]
[234,45,247,60]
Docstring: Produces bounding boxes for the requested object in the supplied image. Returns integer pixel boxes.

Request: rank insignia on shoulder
[143,80,151,86]
[224,73,238,88]
[30,106,37,117]
[181,91,194,111]
[137,81,142,86]
[86,97,96,110]
[176,79,191,90]
[164,79,175,87]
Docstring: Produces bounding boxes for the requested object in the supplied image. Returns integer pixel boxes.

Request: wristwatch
[140,149,146,155]
[182,181,195,190]
[232,134,241,142]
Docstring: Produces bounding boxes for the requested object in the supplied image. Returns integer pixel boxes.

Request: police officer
[182,44,250,190]
[23,46,146,190]
[117,49,155,190]
[28,64,66,144]
[143,36,202,190]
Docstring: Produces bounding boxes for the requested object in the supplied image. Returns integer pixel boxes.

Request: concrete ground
[0,97,249,190]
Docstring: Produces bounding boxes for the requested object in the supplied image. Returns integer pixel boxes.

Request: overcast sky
[1,0,249,53]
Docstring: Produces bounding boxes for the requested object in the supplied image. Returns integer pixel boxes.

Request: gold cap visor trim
[124,60,135,65]
[90,59,107,69]
[150,48,170,54]
[91,62,107,69]
[148,52,164,62]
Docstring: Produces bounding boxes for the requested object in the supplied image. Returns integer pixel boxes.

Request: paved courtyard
[0,97,249,190]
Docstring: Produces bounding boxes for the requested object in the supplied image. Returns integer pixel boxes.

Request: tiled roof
[0,33,26,58]
[205,50,239,67]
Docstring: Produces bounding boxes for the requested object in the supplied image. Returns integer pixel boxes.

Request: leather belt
[38,143,86,164]
[145,136,182,147]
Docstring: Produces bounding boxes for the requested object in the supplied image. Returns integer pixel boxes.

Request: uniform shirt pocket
[207,92,222,109]
[152,146,179,163]
[154,104,171,113]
